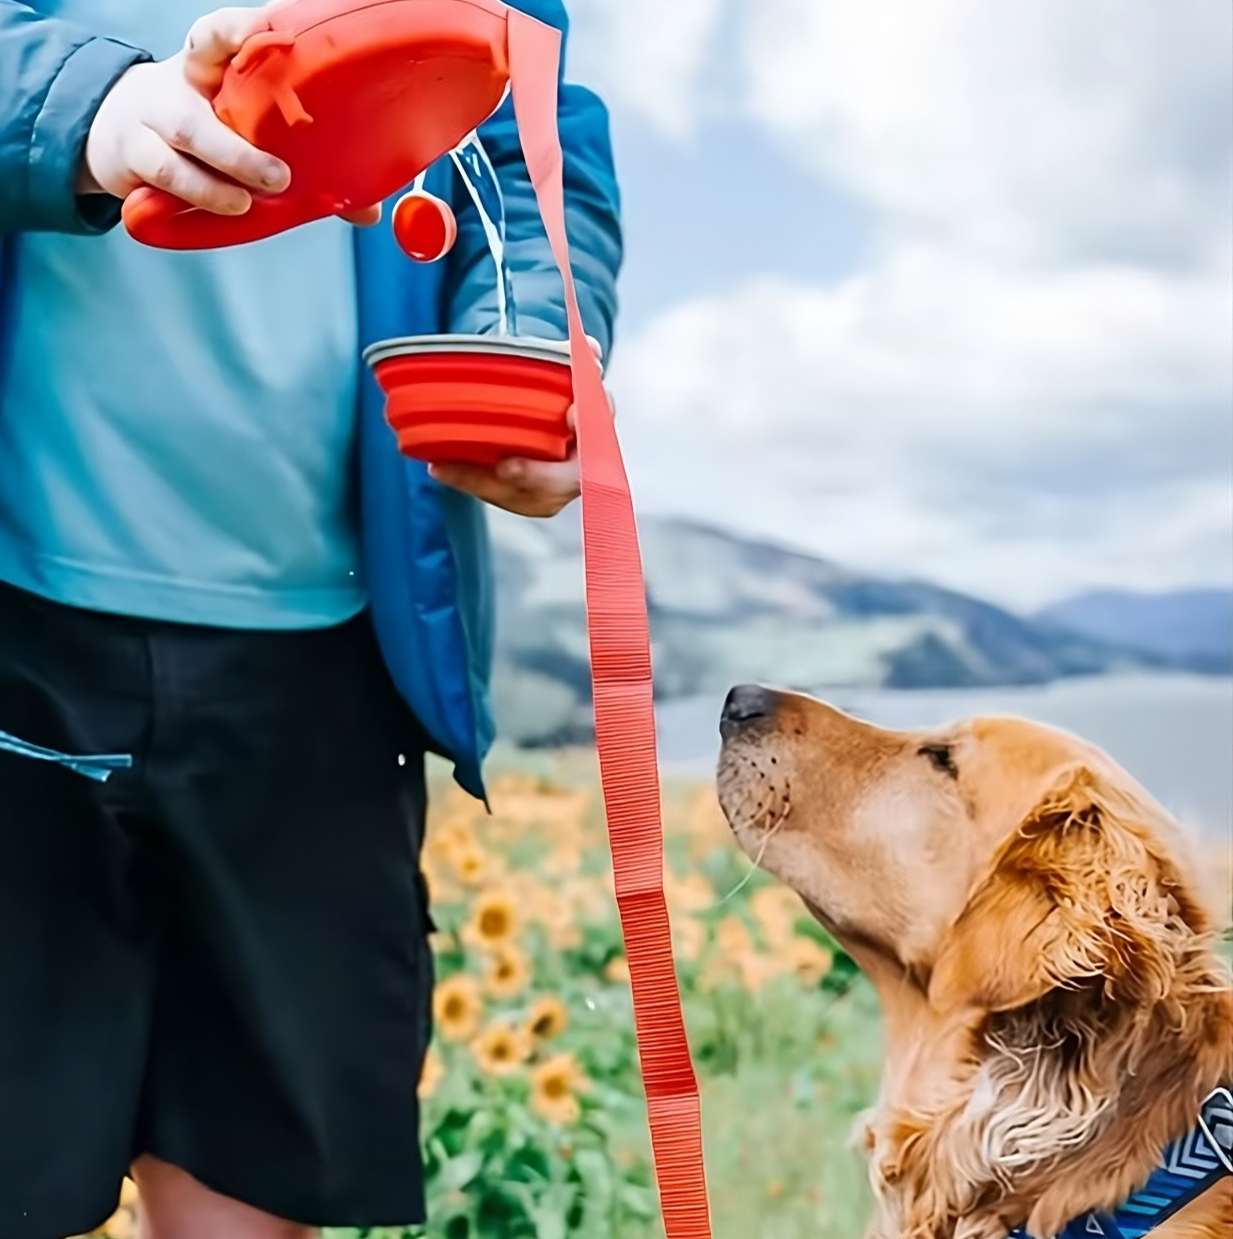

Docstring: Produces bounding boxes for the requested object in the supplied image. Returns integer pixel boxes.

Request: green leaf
[439,1150,485,1192]
[573,1147,616,1235]
[616,1182,657,1220]
[526,1182,576,1239]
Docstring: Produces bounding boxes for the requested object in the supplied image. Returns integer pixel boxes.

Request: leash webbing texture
[507,11,713,1237]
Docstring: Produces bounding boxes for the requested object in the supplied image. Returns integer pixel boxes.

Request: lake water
[656,674,1233,842]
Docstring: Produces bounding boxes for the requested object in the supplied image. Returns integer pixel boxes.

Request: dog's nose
[720,684,776,738]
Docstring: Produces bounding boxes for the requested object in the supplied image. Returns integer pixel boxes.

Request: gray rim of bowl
[362,334,573,369]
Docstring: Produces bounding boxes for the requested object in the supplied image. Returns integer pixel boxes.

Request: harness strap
[506,11,713,1237]
[1198,1086,1232,1173]
[1013,1086,1233,1239]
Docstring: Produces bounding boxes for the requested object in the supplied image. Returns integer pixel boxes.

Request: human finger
[127,125,254,214]
[150,94,289,193]
[429,460,579,518]
[183,6,272,90]
[339,203,383,226]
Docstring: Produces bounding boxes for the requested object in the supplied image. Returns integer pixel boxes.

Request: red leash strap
[507,11,713,1238]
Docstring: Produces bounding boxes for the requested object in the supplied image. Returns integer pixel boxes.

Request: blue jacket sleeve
[0,0,149,233]
[444,0,623,359]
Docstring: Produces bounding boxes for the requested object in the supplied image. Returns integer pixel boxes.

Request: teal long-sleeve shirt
[0,0,621,631]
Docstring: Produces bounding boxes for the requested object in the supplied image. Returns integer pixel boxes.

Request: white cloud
[569,0,1233,606]
[741,0,1231,269]
[608,260,1231,607]
[618,258,1228,421]
[565,0,725,138]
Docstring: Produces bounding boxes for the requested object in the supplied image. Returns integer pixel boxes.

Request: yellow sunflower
[530,1053,588,1125]
[471,1021,532,1077]
[449,842,495,888]
[506,872,548,907]
[684,789,730,856]
[543,843,582,877]
[751,886,801,949]
[484,945,531,1000]
[784,937,834,987]
[525,996,569,1041]
[431,818,477,853]
[716,915,754,955]
[418,1045,445,1099]
[696,954,728,994]
[604,955,631,984]
[88,1217,133,1239]
[419,853,451,904]
[433,974,484,1043]
[491,778,589,828]
[536,888,582,949]
[548,923,583,950]
[568,875,611,922]
[436,785,486,827]
[464,889,520,951]
[736,949,783,993]
[673,915,708,962]
[667,872,716,915]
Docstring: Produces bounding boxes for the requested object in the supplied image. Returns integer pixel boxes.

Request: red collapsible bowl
[122,0,511,249]
[363,335,574,466]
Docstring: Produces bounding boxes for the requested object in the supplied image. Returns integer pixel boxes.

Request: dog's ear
[929,764,1201,1015]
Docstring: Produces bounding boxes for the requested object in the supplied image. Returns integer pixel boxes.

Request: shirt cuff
[28,35,151,235]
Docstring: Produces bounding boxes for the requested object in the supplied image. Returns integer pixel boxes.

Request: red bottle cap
[391,190,459,262]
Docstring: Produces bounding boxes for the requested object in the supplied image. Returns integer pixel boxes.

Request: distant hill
[1036,589,1232,675]
[489,511,1155,746]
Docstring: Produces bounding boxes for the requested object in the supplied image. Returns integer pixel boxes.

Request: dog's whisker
[719,796,791,905]
[717,852,763,907]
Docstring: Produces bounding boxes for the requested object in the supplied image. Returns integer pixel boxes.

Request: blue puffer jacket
[0,0,623,799]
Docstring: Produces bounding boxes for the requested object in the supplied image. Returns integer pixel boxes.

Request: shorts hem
[137,1145,428,1231]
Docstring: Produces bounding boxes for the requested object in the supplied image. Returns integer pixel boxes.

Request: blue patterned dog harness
[1010,1087,1232,1239]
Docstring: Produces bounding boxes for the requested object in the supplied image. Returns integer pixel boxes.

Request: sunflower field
[86,752,886,1239]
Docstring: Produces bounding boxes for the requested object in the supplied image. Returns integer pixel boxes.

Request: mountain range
[1035,589,1231,675]
[488,511,1228,747]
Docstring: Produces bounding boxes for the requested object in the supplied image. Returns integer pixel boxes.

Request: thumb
[184,6,276,93]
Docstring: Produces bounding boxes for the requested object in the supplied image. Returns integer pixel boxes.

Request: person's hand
[78,4,380,224]
[429,416,582,519]
[428,338,608,519]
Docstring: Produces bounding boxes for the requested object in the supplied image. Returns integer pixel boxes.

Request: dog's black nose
[720,684,776,738]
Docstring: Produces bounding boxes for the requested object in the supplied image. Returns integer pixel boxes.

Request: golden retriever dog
[716,685,1232,1239]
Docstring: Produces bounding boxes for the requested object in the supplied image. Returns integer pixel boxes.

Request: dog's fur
[717,690,1233,1239]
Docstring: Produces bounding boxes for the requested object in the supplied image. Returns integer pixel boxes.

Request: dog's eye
[919,744,958,778]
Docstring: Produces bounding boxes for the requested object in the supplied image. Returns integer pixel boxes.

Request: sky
[559,0,1233,611]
